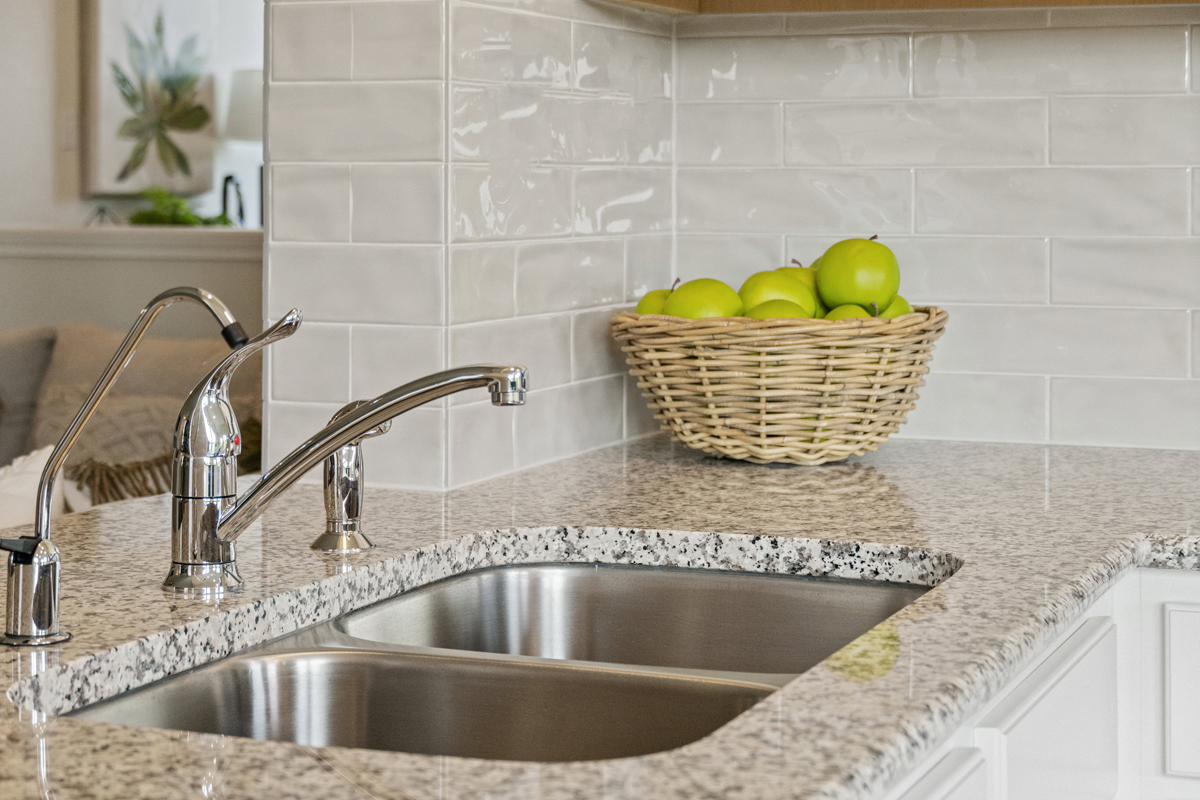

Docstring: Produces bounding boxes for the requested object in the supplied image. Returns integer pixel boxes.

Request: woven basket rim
[611,306,946,335]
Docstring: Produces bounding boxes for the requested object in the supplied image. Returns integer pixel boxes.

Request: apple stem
[670,278,681,292]
[869,234,878,241]
[870,302,879,316]
[790,258,804,268]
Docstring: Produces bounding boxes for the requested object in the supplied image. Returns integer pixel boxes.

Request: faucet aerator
[492,390,526,406]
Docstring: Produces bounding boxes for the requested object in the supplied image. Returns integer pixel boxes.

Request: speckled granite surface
[2,435,1198,799]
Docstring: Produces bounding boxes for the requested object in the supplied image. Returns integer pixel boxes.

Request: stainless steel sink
[336,563,929,676]
[69,561,931,761]
[71,647,772,761]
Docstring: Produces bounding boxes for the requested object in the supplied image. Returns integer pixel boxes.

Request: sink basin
[71,648,772,761]
[336,563,929,676]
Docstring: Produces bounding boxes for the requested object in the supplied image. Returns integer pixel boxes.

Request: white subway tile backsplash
[1193,169,1199,232]
[268,244,444,325]
[1051,239,1200,307]
[573,25,672,101]
[786,236,1047,304]
[1049,6,1200,28]
[935,305,1189,377]
[353,1,443,80]
[448,400,514,487]
[360,407,445,488]
[676,14,785,38]
[782,8,1050,34]
[450,244,517,324]
[1050,377,1200,448]
[351,325,444,399]
[624,374,659,438]
[676,103,782,165]
[678,168,910,234]
[1193,310,1200,376]
[676,35,910,102]
[913,27,1187,97]
[271,164,351,242]
[271,3,352,81]
[269,83,443,162]
[916,168,1190,236]
[451,4,571,87]
[572,307,625,381]
[677,235,782,287]
[452,84,564,164]
[515,239,624,315]
[574,168,671,235]
[271,322,351,402]
[1193,27,1198,92]
[351,164,444,244]
[1051,96,1200,165]
[625,235,671,300]
[450,316,572,389]
[513,375,624,468]
[452,166,572,240]
[785,100,1045,166]
[900,372,1047,443]
[264,400,345,480]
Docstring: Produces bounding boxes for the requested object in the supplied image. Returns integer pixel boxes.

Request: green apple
[776,265,819,295]
[662,278,744,319]
[816,238,900,314]
[825,304,873,320]
[878,295,913,318]
[635,289,672,314]
[745,299,810,320]
[739,272,818,317]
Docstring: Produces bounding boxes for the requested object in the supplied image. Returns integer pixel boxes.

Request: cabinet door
[1167,603,1200,777]
[976,617,1118,800]
[898,748,987,800]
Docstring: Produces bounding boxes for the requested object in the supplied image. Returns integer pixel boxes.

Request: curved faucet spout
[214,365,527,544]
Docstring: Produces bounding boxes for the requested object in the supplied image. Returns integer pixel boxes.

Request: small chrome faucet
[164,320,527,594]
[311,400,391,553]
[1,287,248,646]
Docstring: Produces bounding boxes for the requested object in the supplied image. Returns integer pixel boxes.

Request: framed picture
[81,0,217,197]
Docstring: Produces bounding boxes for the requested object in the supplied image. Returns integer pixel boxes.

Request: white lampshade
[224,69,263,142]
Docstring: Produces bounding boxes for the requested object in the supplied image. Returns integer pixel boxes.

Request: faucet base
[162,562,244,595]
[1,631,71,647]
[310,526,376,553]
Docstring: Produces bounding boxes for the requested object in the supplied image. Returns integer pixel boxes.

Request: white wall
[0,0,265,228]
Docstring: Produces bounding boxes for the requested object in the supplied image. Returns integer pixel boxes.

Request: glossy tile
[360,406,445,488]
[270,322,351,403]
[785,100,1045,166]
[677,35,909,101]
[934,305,1189,377]
[353,1,443,80]
[452,84,562,164]
[271,2,351,81]
[676,14,785,38]
[1051,96,1200,164]
[451,4,571,88]
[450,244,517,324]
[899,372,1047,443]
[513,375,624,468]
[350,325,444,399]
[1050,377,1200,448]
[448,399,515,487]
[786,236,1047,304]
[351,165,444,244]
[574,168,671,235]
[676,235,783,287]
[1193,310,1200,376]
[1193,169,1200,233]
[1051,239,1200,307]
[263,399,344,478]
[624,373,659,437]
[449,316,572,390]
[548,96,671,164]
[913,27,1187,97]
[574,25,672,101]
[1049,6,1200,28]
[916,168,1190,235]
[676,103,782,166]
[572,307,626,381]
[677,168,910,234]
[515,239,624,315]
[625,235,672,301]
[1193,26,1199,92]
[271,165,351,242]
[452,166,572,240]
[269,83,443,162]
[268,244,444,325]
[782,8,1051,34]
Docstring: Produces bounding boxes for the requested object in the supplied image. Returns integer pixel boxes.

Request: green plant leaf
[124,24,149,82]
[117,116,155,139]
[117,137,150,181]
[154,130,190,176]
[163,103,209,132]
[172,35,203,76]
[111,63,142,112]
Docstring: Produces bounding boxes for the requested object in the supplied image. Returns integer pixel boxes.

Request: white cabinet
[897,749,988,800]
[975,617,1118,800]
[1166,603,1200,777]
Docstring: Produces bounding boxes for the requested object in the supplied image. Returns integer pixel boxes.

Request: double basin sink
[72,563,928,761]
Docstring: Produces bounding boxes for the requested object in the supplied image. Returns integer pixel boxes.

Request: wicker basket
[611,307,949,465]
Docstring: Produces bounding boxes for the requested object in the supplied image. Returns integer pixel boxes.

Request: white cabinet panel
[1167,604,1200,777]
[898,748,987,800]
[977,616,1118,800]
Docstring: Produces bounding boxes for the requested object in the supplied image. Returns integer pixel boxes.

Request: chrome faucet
[164,309,527,594]
[1,288,248,646]
[311,400,391,554]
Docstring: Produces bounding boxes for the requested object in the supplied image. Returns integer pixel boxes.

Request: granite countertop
[2,435,1199,799]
